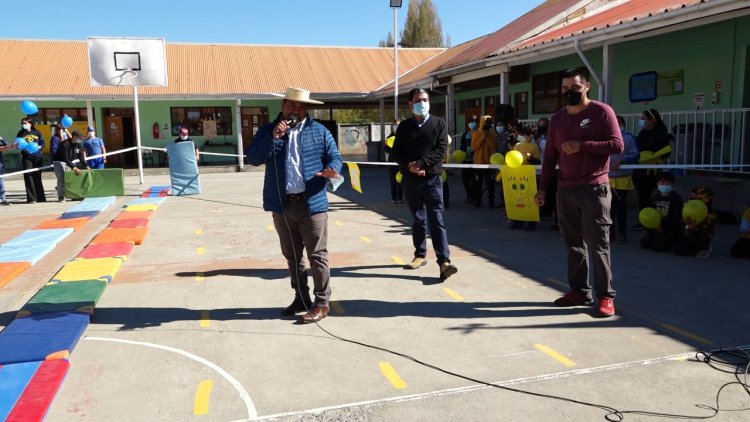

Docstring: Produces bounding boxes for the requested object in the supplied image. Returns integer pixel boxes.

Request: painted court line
[335,220,344,226]
[84,336,257,420]
[195,229,203,235]
[378,362,407,390]
[266,225,274,232]
[391,256,405,266]
[442,288,464,301]
[660,323,714,346]
[194,380,213,415]
[359,236,372,243]
[330,301,345,315]
[196,272,205,282]
[534,343,576,367]
[196,247,205,255]
[200,310,211,328]
[246,351,698,422]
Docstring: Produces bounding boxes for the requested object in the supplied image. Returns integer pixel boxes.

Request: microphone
[286,113,299,129]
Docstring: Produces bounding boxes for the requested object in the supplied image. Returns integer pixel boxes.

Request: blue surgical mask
[495,126,505,134]
[468,122,476,130]
[412,101,429,117]
[657,185,673,194]
[638,119,646,129]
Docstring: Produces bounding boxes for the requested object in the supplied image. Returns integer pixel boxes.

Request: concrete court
[0,167,748,422]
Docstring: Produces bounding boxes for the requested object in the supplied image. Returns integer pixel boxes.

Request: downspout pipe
[574,38,604,101]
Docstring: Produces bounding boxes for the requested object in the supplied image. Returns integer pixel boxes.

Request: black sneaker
[0,200,10,206]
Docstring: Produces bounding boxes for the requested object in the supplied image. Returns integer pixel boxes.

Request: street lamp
[391,0,402,121]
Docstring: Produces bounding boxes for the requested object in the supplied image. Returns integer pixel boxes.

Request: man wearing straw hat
[247,87,342,324]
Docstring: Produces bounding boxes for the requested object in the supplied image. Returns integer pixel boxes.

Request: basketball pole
[133,84,144,184]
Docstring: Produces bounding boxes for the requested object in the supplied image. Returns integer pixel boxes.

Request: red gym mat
[76,242,134,260]
[4,359,70,422]
[107,218,149,229]
[113,210,154,221]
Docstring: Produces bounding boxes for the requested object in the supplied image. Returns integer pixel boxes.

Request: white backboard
[87,37,168,87]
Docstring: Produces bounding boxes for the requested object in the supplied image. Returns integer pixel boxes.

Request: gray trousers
[53,161,70,199]
[556,184,616,299]
[272,200,331,307]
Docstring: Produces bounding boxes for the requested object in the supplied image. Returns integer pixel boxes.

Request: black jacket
[391,115,447,176]
[53,141,88,169]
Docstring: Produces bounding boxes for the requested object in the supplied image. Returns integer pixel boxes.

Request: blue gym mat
[0,312,90,365]
[66,196,116,213]
[58,211,100,220]
[167,141,201,195]
[0,361,42,421]
[124,197,167,206]
[0,243,57,265]
[3,229,73,249]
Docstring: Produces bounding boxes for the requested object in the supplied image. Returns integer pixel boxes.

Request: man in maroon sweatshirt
[534,68,623,317]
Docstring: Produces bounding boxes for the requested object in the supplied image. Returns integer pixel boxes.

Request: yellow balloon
[452,150,467,163]
[682,199,708,224]
[441,170,447,182]
[505,150,524,168]
[395,171,403,184]
[638,207,661,230]
[490,153,505,165]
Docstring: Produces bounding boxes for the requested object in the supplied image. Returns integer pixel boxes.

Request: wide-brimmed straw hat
[281,87,323,105]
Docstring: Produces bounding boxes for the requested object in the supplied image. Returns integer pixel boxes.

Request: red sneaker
[554,291,593,307]
[598,297,615,317]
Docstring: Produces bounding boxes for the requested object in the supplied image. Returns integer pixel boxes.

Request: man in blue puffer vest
[247,87,342,324]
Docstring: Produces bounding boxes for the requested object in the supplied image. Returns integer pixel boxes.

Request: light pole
[391,0,402,121]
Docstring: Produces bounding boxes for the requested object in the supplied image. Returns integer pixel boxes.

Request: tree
[378,31,395,48]
[400,0,444,48]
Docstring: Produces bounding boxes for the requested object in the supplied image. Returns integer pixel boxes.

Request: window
[29,108,91,126]
[170,106,232,136]
[532,71,563,114]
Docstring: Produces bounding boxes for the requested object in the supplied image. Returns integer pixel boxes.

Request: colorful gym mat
[2,359,69,422]
[64,168,125,199]
[90,227,148,245]
[0,243,57,266]
[3,228,73,248]
[124,197,167,207]
[50,257,122,283]
[0,262,30,288]
[58,210,100,220]
[76,242,134,260]
[167,141,201,195]
[123,203,158,212]
[19,280,108,317]
[0,361,42,421]
[108,218,149,229]
[66,196,116,213]
[34,217,89,231]
[0,312,89,365]
[113,210,154,220]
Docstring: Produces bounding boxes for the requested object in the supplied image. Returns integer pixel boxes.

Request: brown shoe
[439,262,457,280]
[404,257,427,270]
[280,296,312,316]
[301,306,329,324]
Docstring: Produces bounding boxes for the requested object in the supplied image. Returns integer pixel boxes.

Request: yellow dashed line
[335,220,344,226]
[378,362,407,390]
[359,236,372,243]
[330,301,345,315]
[442,287,464,301]
[478,249,498,259]
[210,209,223,213]
[660,323,714,346]
[200,310,210,328]
[391,256,405,266]
[195,272,204,282]
[546,278,568,289]
[534,343,576,367]
[266,224,274,232]
[196,247,205,255]
[195,229,203,235]
[193,380,213,415]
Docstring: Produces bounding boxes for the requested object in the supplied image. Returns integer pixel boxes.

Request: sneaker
[57,197,67,202]
[696,246,712,259]
[598,297,615,317]
[404,257,427,270]
[554,291,593,307]
[0,200,10,206]
[439,262,458,280]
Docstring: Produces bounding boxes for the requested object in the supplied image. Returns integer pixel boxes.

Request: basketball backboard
[87,37,168,87]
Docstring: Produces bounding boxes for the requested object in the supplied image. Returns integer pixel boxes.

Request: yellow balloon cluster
[505,150,524,168]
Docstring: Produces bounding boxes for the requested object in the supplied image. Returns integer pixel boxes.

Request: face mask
[88,131,96,138]
[517,135,527,143]
[468,122,476,130]
[391,125,398,133]
[62,132,69,140]
[562,90,583,107]
[657,185,672,194]
[412,101,429,117]
[180,135,188,140]
[22,123,31,131]
[537,126,547,135]
[495,126,505,134]
[639,119,646,129]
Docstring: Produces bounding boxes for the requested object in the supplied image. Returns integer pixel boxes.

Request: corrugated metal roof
[503,0,704,52]
[0,40,443,99]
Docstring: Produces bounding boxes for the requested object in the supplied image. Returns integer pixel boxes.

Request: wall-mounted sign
[629,71,657,102]
[657,70,684,96]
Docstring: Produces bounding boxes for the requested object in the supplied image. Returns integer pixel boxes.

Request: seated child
[730,201,750,259]
[641,172,682,251]
[674,185,716,258]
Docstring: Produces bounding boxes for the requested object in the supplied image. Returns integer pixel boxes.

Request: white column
[602,42,613,104]
[499,72,509,104]
[86,100,94,128]
[236,98,244,170]
[446,82,455,138]
[133,86,144,184]
[379,98,386,161]
[393,7,399,120]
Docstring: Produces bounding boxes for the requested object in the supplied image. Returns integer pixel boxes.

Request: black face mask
[537,125,547,135]
[562,90,583,106]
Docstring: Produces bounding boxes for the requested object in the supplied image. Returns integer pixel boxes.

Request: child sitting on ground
[641,172,682,252]
[730,200,750,259]
[674,185,716,258]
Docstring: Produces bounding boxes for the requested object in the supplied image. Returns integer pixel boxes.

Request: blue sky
[0,0,543,47]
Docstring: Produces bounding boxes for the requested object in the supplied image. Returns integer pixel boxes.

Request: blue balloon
[61,115,73,128]
[15,138,28,149]
[20,100,38,115]
[25,142,40,154]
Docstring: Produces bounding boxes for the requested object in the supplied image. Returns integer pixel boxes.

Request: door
[104,116,124,167]
[241,107,269,146]
[514,92,529,120]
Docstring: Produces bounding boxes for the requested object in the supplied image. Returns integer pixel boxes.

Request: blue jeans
[402,172,451,264]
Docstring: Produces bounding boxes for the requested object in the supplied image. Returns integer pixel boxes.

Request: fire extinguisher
[153,123,159,139]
